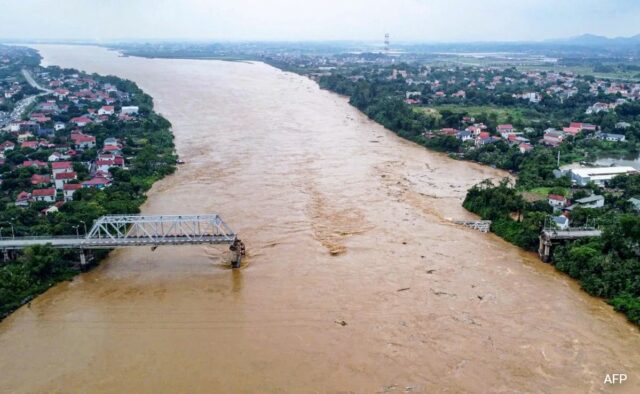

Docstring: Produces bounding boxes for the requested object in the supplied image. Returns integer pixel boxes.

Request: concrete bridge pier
[79,249,87,266]
[538,237,552,263]
[229,239,246,269]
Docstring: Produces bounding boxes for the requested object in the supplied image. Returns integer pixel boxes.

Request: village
[0,58,141,216]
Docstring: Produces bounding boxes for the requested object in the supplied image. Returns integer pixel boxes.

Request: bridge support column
[229,239,246,269]
[79,249,87,267]
[3,249,8,262]
[538,237,552,263]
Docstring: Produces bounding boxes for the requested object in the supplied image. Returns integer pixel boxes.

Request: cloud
[0,0,639,42]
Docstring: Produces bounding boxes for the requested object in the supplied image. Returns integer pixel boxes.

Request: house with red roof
[52,161,74,175]
[15,191,31,207]
[0,141,15,152]
[543,130,565,147]
[440,128,458,136]
[518,143,534,154]
[63,183,82,201]
[22,160,48,169]
[562,126,581,136]
[32,188,56,203]
[54,171,77,190]
[21,140,39,150]
[96,156,125,172]
[82,176,112,189]
[98,105,115,116]
[70,116,92,127]
[548,194,568,209]
[101,144,122,155]
[31,174,51,186]
[497,124,514,133]
[70,132,96,149]
[570,122,597,132]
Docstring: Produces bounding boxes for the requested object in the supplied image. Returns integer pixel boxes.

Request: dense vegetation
[0,53,176,319]
[464,176,640,324]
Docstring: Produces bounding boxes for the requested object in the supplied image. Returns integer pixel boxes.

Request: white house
[552,215,570,230]
[48,152,63,162]
[548,194,568,209]
[54,172,77,190]
[121,106,139,115]
[98,105,115,116]
[54,122,66,131]
[32,188,56,203]
[597,133,626,142]
[52,161,74,175]
[63,183,82,201]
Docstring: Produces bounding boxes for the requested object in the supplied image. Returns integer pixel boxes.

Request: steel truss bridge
[0,214,245,267]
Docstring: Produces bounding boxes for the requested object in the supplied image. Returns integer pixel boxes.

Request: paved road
[21,69,52,93]
[0,69,52,128]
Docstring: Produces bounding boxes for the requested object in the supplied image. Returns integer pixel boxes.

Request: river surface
[0,45,639,393]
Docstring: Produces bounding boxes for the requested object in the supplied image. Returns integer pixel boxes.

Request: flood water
[1,45,639,393]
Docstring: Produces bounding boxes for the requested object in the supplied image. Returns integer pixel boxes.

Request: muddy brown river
[0,45,639,393]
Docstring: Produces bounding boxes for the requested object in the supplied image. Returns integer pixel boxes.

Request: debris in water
[397,287,410,292]
[430,288,456,297]
[426,269,436,274]
[334,320,347,326]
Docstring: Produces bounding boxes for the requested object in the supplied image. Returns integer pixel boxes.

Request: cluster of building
[424,121,535,153]
[0,69,139,212]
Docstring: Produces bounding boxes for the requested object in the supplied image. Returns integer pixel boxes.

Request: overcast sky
[1,0,639,42]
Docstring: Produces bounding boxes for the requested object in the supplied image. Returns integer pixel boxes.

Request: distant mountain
[550,33,640,47]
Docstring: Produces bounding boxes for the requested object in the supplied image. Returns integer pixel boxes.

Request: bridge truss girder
[87,214,236,244]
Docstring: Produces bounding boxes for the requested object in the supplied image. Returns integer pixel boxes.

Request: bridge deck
[541,229,602,240]
[0,214,237,250]
[0,235,236,249]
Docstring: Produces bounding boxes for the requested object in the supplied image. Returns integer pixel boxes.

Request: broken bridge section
[538,228,602,262]
[454,220,492,233]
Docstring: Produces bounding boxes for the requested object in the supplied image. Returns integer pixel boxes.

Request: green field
[416,104,542,124]
[517,64,640,81]
[528,186,568,197]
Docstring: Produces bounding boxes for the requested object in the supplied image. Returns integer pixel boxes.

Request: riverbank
[1,45,639,393]
[0,46,176,319]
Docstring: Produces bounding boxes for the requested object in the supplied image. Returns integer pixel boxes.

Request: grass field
[416,104,542,124]
[517,64,640,81]
[528,186,568,197]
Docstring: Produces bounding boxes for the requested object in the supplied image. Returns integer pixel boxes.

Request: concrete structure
[569,166,637,186]
[539,228,602,262]
[454,220,492,233]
